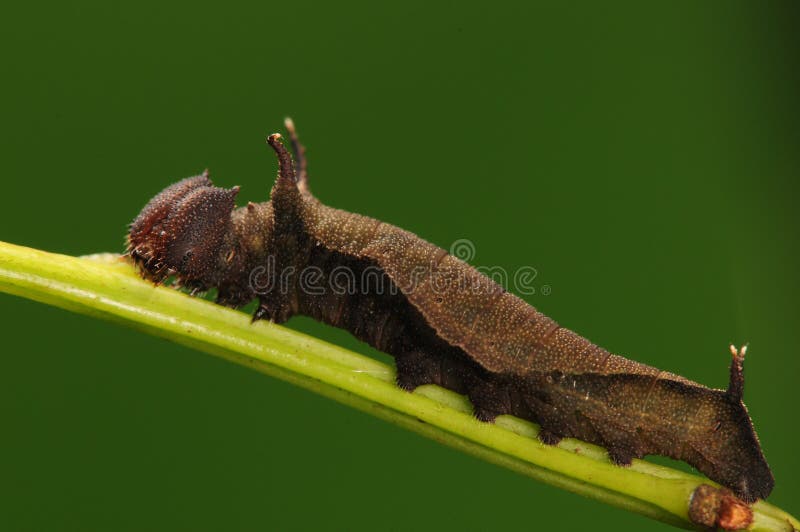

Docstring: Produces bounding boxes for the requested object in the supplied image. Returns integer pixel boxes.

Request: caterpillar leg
[394,348,478,396]
[534,401,565,445]
[466,377,510,423]
[395,350,438,391]
[590,423,642,465]
[395,348,516,425]
[537,428,563,446]
[252,296,294,324]
[605,441,639,466]
[510,376,568,445]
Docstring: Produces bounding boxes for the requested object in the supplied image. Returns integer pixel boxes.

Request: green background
[1,2,797,530]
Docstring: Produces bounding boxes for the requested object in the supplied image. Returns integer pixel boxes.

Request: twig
[0,241,796,531]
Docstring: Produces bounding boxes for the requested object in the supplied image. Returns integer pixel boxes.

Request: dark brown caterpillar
[127,120,774,503]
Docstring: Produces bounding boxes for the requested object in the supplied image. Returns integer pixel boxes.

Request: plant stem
[0,241,796,531]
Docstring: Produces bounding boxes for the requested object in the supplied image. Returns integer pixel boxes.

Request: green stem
[0,241,796,531]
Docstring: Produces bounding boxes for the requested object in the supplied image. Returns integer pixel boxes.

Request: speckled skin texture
[127,124,773,503]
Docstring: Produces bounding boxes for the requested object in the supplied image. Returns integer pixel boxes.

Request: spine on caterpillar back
[126,123,773,503]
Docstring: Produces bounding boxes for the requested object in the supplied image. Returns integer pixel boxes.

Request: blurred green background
[1,1,797,530]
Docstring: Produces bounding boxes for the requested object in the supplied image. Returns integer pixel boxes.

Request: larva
[127,120,773,503]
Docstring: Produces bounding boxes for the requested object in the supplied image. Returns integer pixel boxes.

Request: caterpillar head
[127,171,239,288]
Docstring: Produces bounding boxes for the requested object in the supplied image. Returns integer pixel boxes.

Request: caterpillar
[127,120,773,503]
